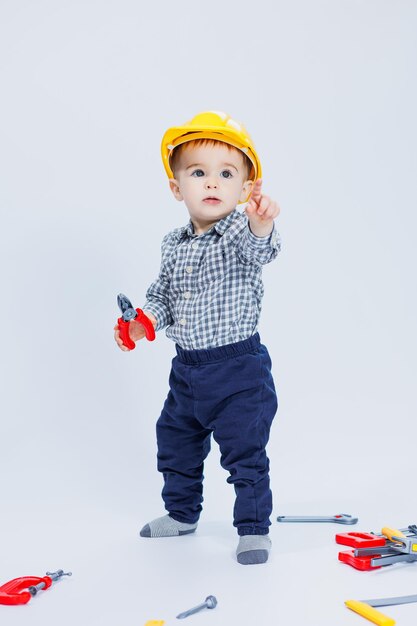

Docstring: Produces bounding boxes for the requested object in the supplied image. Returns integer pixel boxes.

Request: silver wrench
[277,513,358,525]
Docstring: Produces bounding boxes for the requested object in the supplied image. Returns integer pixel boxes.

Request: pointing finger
[250,178,263,203]
[256,195,271,215]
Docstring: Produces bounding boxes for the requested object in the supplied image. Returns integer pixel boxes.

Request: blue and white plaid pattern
[143,208,281,349]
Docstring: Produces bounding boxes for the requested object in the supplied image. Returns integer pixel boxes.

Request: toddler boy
[114,111,281,564]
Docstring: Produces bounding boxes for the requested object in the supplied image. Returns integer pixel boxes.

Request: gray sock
[236,534,271,565]
[140,514,198,538]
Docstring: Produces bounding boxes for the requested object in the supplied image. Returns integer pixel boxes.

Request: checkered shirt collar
[179,209,239,240]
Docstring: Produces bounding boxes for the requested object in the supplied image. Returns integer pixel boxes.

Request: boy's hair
[170,139,254,181]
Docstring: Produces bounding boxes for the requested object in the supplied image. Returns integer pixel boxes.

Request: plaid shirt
[143,208,281,350]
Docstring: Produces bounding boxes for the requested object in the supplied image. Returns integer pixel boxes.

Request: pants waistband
[175,333,261,365]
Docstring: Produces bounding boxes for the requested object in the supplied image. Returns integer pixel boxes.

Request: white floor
[2,438,417,626]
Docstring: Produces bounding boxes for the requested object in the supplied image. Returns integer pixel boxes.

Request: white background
[1,1,416,624]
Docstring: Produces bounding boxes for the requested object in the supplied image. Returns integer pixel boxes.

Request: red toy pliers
[117,293,156,350]
[0,569,72,605]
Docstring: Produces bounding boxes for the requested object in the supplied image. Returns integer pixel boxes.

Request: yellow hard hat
[161,110,262,182]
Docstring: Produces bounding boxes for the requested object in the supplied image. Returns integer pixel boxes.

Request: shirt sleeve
[142,233,174,331]
[233,220,281,266]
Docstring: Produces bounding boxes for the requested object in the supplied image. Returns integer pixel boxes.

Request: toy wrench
[277,513,358,525]
[117,293,156,350]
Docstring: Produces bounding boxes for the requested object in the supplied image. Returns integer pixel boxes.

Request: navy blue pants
[156,333,278,536]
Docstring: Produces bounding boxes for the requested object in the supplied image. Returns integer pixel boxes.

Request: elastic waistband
[175,333,261,365]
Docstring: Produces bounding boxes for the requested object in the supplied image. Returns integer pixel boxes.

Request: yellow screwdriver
[346,591,417,626]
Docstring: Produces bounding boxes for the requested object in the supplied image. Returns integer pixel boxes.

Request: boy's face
[169,142,253,234]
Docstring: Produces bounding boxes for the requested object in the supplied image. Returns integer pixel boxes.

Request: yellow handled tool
[345,592,417,625]
[381,527,406,542]
[345,600,395,626]
[381,526,417,554]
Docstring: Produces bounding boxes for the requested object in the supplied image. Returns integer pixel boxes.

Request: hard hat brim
[161,126,262,182]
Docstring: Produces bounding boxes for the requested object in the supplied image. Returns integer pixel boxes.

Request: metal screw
[27,570,72,596]
[176,595,217,619]
[46,570,72,581]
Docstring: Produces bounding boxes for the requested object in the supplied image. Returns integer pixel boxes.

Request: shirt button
[179,318,187,325]
[191,242,198,250]
[185,266,193,274]
[184,292,191,299]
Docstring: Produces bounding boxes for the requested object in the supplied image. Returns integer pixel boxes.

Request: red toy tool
[336,531,386,549]
[117,293,156,350]
[337,525,417,570]
[0,569,72,605]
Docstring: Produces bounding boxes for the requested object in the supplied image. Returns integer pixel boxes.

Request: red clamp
[117,293,156,350]
[0,570,71,605]
[0,575,52,605]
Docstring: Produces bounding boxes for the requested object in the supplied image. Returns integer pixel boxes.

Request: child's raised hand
[245,179,280,237]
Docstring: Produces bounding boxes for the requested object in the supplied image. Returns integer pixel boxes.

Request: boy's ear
[240,180,254,203]
[169,178,183,201]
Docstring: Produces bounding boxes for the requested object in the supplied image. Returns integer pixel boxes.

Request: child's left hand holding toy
[245,179,280,238]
